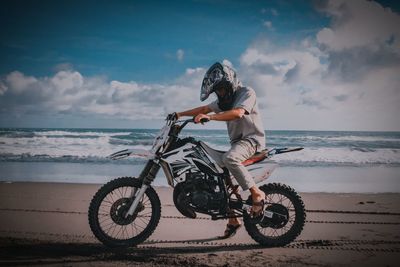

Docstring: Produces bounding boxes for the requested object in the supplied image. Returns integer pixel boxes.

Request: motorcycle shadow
[0,237,263,266]
[142,236,262,253]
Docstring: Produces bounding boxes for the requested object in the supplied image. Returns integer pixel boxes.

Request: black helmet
[200,62,241,102]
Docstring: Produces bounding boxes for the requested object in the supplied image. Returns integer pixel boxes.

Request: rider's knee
[222,152,240,166]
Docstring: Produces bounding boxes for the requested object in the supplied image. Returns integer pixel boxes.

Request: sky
[0,0,399,131]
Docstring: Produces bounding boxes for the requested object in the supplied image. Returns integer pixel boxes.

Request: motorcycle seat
[242,150,268,166]
[199,141,269,167]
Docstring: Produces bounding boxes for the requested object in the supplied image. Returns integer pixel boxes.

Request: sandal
[218,224,241,239]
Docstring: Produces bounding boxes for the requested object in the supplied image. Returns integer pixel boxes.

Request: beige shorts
[221,139,257,191]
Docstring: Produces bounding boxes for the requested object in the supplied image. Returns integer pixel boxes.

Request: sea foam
[0,128,399,166]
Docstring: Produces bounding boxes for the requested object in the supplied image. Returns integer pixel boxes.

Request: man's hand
[194,114,210,124]
[174,105,212,119]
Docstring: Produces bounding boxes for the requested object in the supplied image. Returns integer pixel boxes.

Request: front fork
[125,159,161,217]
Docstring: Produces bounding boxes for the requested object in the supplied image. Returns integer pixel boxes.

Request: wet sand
[0,182,399,266]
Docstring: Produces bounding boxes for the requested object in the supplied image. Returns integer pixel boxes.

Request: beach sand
[0,182,399,266]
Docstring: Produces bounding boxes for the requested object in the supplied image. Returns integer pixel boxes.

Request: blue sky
[1,0,399,130]
[0,0,328,82]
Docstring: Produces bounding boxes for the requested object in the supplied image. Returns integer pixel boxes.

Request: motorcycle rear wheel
[88,177,161,247]
[243,183,306,247]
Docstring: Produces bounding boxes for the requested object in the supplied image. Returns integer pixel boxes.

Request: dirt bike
[88,116,306,247]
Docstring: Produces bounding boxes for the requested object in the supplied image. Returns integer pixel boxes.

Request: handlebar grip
[200,118,210,124]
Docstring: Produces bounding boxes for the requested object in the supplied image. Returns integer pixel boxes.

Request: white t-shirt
[208,86,265,150]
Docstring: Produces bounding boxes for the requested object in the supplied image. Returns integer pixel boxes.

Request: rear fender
[246,161,278,184]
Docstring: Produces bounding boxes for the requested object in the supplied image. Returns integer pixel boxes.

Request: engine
[174,171,226,214]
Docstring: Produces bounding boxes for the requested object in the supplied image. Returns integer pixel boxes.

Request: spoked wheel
[243,183,306,247]
[88,177,161,247]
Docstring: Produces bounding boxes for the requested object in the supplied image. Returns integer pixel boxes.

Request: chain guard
[260,203,289,228]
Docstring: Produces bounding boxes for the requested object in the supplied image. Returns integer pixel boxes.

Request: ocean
[1,128,400,192]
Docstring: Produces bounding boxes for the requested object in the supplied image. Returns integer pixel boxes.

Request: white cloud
[0,68,206,121]
[185,67,203,76]
[263,21,273,30]
[0,81,8,95]
[51,70,84,91]
[316,0,400,52]
[271,8,279,16]
[176,49,184,61]
[236,0,400,131]
[261,8,278,16]
[6,71,38,94]
[239,44,326,109]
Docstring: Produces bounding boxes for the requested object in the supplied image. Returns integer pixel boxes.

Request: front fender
[108,149,153,160]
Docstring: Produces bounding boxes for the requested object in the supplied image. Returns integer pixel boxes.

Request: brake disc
[110,197,145,225]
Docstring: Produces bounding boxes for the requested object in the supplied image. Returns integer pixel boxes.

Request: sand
[0,181,399,266]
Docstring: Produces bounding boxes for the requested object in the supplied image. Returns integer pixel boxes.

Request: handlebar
[178,118,194,129]
[175,117,209,131]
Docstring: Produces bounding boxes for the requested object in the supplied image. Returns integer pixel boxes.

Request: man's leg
[221,140,266,231]
[222,139,257,191]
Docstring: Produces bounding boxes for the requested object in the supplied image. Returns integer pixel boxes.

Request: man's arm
[209,108,245,121]
[194,108,245,123]
[177,105,212,118]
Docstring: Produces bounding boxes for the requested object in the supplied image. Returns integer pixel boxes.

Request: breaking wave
[0,128,399,167]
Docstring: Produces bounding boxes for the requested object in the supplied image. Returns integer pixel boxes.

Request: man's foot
[219,223,242,239]
[250,190,266,218]
[250,199,265,218]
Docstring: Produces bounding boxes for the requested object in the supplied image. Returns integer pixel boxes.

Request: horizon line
[0,126,399,133]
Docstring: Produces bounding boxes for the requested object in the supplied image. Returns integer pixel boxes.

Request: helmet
[200,62,241,102]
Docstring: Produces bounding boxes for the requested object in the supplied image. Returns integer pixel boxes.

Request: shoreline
[1,182,400,266]
[1,161,400,193]
[3,180,400,195]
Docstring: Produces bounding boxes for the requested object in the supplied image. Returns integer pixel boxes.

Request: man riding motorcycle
[174,62,266,238]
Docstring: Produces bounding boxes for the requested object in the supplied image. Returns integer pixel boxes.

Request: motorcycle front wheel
[88,177,161,247]
[243,183,306,247]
